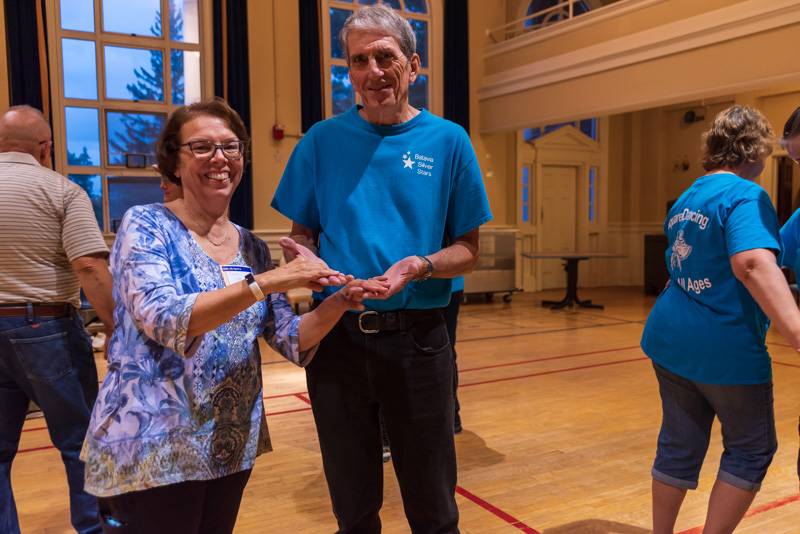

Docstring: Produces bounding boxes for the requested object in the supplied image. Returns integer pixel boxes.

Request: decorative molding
[484,0,667,59]
[532,125,601,151]
[479,0,800,102]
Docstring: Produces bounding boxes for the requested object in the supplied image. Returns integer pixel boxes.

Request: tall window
[322,0,437,117]
[48,0,210,232]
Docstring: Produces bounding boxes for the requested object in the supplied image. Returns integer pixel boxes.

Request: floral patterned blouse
[81,203,315,497]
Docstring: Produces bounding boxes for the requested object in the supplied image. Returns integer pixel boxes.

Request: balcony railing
[488,0,581,43]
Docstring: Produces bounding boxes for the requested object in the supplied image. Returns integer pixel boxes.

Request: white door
[540,165,577,289]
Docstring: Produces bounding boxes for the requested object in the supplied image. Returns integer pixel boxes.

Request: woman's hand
[331,279,391,311]
[279,236,350,286]
[258,256,345,293]
[298,278,390,351]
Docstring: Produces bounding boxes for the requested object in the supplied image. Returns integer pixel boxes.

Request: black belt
[0,303,74,318]
[340,309,443,334]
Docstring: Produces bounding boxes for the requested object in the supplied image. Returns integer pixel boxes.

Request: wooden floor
[12,287,800,533]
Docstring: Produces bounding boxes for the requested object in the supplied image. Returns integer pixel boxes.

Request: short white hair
[340,4,416,61]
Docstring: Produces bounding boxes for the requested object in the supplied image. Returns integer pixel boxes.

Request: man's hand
[278,236,349,287]
[333,279,391,311]
[370,256,426,299]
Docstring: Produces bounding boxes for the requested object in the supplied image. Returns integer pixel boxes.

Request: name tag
[220,264,253,287]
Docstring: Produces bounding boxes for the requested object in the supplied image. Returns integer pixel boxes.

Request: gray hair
[339,4,416,61]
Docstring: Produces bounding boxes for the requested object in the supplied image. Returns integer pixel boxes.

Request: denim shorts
[651,362,777,491]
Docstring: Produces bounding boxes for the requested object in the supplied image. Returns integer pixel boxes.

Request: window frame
[45,0,214,234]
[320,0,443,118]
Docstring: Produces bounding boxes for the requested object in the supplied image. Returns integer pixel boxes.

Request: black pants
[96,469,251,534]
[306,310,459,534]
[443,291,462,422]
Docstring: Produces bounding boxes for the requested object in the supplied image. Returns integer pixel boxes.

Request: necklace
[200,223,230,247]
[205,234,228,246]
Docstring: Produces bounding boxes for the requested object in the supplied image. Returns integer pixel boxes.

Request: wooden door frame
[516,125,604,291]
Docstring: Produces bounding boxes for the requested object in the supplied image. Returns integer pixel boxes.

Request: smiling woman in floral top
[81,98,386,533]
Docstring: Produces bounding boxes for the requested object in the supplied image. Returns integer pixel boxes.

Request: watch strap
[245,273,266,301]
[416,255,433,281]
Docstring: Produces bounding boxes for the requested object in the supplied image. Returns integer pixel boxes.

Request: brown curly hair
[701,105,774,171]
[156,97,250,185]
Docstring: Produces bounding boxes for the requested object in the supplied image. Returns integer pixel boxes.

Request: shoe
[454,414,462,434]
[92,332,106,352]
[382,445,391,463]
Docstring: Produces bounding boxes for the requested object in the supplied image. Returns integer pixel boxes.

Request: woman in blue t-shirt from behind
[776,106,800,496]
[641,105,800,534]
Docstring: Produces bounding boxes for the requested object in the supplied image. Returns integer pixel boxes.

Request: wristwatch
[245,273,266,301]
[416,255,434,281]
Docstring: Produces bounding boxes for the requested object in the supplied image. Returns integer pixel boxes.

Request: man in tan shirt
[0,106,113,534]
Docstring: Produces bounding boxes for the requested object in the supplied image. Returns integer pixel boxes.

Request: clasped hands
[277,237,429,310]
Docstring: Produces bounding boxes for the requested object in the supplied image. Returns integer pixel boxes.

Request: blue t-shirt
[640,172,781,385]
[452,276,464,293]
[780,208,800,273]
[271,107,492,311]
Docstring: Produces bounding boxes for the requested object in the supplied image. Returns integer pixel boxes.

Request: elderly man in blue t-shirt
[271,5,491,533]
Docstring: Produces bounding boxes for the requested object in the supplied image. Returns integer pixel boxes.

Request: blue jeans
[652,362,777,491]
[0,310,101,534]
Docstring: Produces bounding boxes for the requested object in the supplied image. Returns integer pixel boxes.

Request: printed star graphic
[403,158,415,169]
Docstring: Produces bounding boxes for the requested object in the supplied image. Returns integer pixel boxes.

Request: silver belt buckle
[358,310,380,334]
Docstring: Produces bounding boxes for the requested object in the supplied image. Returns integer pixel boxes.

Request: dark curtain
[214,0,253,229]
[443,0,469,133]
[299,0,324,132]
[4,0,48,112]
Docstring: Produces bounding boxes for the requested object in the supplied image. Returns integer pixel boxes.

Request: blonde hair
[701,105,774,171]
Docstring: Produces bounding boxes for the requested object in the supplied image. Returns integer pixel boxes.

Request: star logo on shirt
[402,151,415,170]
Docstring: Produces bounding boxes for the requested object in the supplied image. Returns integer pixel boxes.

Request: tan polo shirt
[0,152,108,308]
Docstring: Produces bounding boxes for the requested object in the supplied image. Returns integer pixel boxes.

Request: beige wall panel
[606,114,626,223]
[480,24,800,133]
[248,0,301,232]
[486,0,744,75]
[636,108,664,222]
[470,0,515,225]
[759,90,800,134]
[0,0,8,110]
[661,101,733,204]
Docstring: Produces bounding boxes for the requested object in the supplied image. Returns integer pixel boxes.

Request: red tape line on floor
[458,345,641,374]
[459,357,647,388]
[677,493,800,534]
[456,485,541,533]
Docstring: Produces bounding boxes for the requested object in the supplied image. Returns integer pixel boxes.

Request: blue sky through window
[409,19,427,67]
[106,111,166,165]
[169,0,199,43]
[63,39,98,99]
[409,74,427,109]
[65,107,101,166]
[60,0,94,32]
[405,0,427,13]
[108,176,162,231]
[69,174,103,227]
[104,46,164,101]
[330,8,350,59]
[102,0,161,36]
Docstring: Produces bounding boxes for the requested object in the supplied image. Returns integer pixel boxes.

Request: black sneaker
[382,445,391,463]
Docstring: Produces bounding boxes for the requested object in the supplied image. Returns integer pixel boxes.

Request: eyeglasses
[180,140,244,160]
